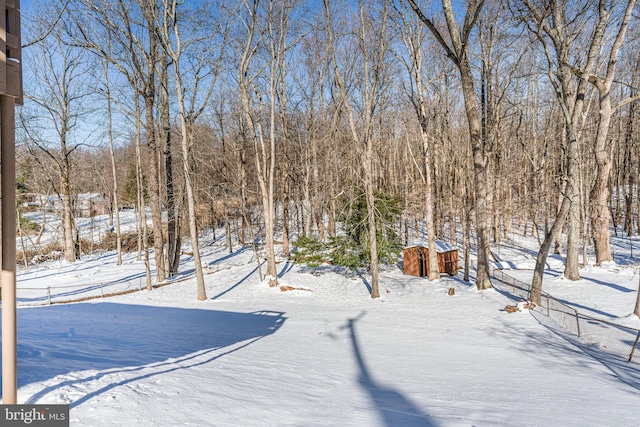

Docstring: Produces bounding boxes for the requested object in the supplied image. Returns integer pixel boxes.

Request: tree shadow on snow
[527,309,640,393]
[278,260,295,278]
[574,275,635,294]
[0,303,285,405]
[17,247,251,305]
[159,246,249,281]
[355,269,372,294]
[210,263,263,300]
[343,312,438,427]
[492,310,640,395]
[449,274,475,288]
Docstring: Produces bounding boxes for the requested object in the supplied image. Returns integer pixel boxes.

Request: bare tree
[406,0,493,290]
[517,0,614,302]
[325,0,392,298]
[393,3,440,280]
[581,0,639,265]
[73,0,166,282]
[102,58,123,265]
[158,51,180,276]
[22,27,95,262]
[237,0,304,287]
[159,0,227,300]
[159,0,205,299]
[133,95,153,290]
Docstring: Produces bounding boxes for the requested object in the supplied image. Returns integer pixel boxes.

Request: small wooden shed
[403,243,458,277]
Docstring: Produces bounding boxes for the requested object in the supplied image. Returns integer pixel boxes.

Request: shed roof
[404,240,458,253]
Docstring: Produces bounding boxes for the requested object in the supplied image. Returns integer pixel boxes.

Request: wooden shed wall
[403,246,458,277]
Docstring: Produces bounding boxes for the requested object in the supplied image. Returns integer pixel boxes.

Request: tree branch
[22,0,71,49]
[404,0,459,66]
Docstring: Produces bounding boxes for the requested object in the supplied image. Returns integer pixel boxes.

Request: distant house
[20,194,63,212]
[44,195,62,212]
[35,193,109,218]
[20,193,39,208]
[76,193,110,217]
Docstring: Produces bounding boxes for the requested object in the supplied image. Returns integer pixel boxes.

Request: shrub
[291,236,329,267]
[18,216,39,233]
[336,191,402,268]
[17,242,64,265]
[292,191,403,271]
[96,230,153,252]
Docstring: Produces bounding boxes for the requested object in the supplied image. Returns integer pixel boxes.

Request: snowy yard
[11,0,640,423]
[2,222,640,426]
[0,227,640,426]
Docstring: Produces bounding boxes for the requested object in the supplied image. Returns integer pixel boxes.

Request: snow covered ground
[2,218,640,426]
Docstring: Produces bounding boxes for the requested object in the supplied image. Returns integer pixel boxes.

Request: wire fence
[12,278,147,306]
[8,262,640,364]
[6,261,236,307]
[492,269,640,365]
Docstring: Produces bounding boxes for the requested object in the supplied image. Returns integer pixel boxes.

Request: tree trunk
[144,13,165,283]
[104,63,122,266]
[460,60,492,290]
[180,125,207,300]
[463,207,471,283]
[324,0,389,298]
[282,171,291,259]
[135,104,152,290]
[530,189,572,304]
[239,145,248,245]
[225,218,233,253]
[589,90,613,264]
[634,272,640,318]
[565,180,582,279]
[161,55,179,276]
[35,194,47,246]
[280,75,291,259]
[625,97,637,236]
[561,110,582,280]
[263,191,278,286]
[61,173,75,263]
[166,9,208,300]
[144,94,165,283]
[420,126,440,281]
[587,0,637,264]
[363,140,380,298]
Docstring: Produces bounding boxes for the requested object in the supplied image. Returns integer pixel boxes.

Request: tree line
[17,0,640,310]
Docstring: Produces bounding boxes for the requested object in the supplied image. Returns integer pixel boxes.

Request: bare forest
[17,0,640,305]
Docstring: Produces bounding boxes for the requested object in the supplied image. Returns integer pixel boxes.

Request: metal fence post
[546,293,550,316]
[575,312,581,337]
[100,284,104,298]
[47,287,51,305]
[628,331,640,362]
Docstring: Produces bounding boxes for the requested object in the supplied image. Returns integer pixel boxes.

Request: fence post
[575,312,581,337]
[47,287,51,305]
[100,284,104,298]
[628,331,640,363]
[546,293,550,316]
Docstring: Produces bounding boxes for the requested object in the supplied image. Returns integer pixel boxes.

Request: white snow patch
[2,226,640,426]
